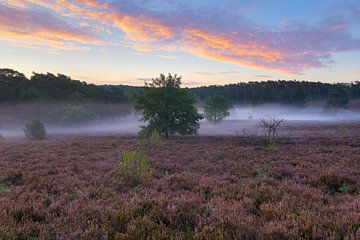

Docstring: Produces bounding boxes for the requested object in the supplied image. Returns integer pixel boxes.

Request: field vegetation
[0,125,359,239]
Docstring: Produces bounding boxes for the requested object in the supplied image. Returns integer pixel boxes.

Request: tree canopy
[0,68,127,102]
[327,87,350,108]
[133,74,203,138]
[204,95,231,123]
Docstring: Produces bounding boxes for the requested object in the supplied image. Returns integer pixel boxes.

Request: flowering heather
[0,124,360,239]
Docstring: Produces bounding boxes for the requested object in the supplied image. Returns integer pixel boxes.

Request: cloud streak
[2,0,360,73]
[193,71,241,76]
[254,75,274,78]
[0,3,103,50]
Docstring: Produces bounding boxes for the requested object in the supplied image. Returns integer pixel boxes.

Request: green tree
[24,119,46,140]
[204,95,231,123]
[327,87,349,108]
[133,73,203,138]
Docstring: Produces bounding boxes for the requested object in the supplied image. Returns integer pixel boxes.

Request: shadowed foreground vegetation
[0,124,360,239]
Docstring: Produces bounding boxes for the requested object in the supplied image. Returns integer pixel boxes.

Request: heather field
[1,124,360,239]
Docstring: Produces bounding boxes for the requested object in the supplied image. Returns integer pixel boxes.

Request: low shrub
[315,175,357,195]
[0,185,10,194]
[149,130,162,146]
[117,149,152,186]
[24,119,46,140]
[253,162,271,178]
[2,170,24,186]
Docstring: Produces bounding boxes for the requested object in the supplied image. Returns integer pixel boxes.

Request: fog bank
[1,104,359,138]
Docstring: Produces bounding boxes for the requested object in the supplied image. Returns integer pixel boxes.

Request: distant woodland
[1,68,359,105]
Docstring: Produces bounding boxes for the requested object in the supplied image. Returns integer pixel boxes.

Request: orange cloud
[182,28,286,71]
[0,4,103,50]
[4,0,360,74]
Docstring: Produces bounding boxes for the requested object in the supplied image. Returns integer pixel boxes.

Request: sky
[0,0,360,87]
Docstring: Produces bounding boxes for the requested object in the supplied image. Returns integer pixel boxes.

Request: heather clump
[315,175,358,195]
[1,170,24,186]
[253,162,271,178]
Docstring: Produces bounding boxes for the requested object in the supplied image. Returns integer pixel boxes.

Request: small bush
[24,119,46,140]
[117,149,152,186]
[253,162,270,178]
[267,141,277,149]
[0,185,10,194]
[0,133,3,141]
[339,182,349,194]
[315,175,357,195]
[149,130,162,146]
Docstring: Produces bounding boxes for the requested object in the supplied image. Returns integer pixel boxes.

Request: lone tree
[204,95,231,123]
[24,119,46,140]
[133,73,203,138]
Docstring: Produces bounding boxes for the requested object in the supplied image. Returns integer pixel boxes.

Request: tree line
[192,80,360,105]
[0,68,128,102]
[1,68,359,106]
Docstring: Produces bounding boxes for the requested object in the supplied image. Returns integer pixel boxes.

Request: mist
[1,103,359,138]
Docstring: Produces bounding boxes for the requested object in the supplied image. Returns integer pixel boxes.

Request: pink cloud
[0,4,103,50]
[254,75,274,78]
[3,0,360,73]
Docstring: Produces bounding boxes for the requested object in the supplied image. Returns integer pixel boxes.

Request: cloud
[254,75,274,78]
[4,0,360,73]
[136,77,152,81]
[355,70,360,74]
[193,71,241,76]
[0,4,103,50]
[158,55,180,60]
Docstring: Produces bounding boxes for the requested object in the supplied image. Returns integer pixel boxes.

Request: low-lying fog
[1,104,360,138]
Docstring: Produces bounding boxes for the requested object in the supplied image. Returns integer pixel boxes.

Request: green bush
[0,185,10,194]
[24,119,46,140]
[117,149,152,186]
[149,130,162,146]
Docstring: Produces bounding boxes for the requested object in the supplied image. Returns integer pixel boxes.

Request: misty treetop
[204,95,231,123]
[133,73,203,138]
[0,68,127,102]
